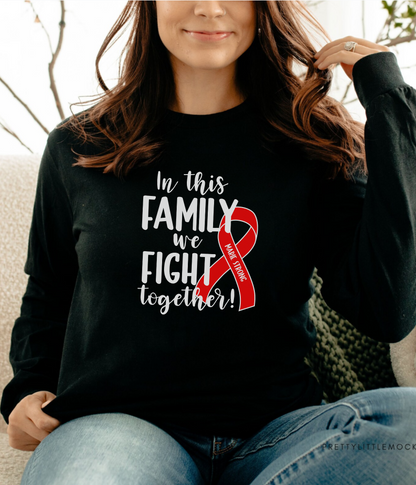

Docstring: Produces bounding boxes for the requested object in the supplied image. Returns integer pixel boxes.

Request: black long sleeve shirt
[1,51,416,438]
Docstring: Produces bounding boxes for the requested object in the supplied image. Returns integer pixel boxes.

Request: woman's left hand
[313,36,390,81]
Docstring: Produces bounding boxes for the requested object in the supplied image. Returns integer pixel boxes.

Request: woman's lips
[184,30,232,42]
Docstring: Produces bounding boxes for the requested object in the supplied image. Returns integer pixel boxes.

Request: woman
[2,1,416,484]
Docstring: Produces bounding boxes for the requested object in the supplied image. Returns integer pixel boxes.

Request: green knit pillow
[305,268,397,403]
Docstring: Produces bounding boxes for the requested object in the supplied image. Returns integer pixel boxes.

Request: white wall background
[0,0,415,155]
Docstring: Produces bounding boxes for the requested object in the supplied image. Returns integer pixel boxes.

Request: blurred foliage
[379,1,416,43]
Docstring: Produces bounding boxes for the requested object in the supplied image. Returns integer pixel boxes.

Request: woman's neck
[168,58,245,115]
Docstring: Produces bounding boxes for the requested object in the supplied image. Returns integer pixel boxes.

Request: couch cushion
[0,155,41,433]
[0,432,32,485]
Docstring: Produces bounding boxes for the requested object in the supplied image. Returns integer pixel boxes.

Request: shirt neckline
[164,96,252,129]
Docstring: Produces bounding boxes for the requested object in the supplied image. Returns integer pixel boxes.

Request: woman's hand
[313,36,390,81]
[7,390,61,451]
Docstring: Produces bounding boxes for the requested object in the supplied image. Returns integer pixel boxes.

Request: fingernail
[41,400,51,408]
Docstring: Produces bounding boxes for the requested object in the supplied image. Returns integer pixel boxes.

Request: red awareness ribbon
[195,207,258,311]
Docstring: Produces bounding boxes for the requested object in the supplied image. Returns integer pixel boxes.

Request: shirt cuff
[352,51,408,110]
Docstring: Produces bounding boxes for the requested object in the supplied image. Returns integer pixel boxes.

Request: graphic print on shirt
[138,170,258,315]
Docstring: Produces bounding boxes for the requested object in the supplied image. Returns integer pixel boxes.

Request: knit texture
[306,269,398,403]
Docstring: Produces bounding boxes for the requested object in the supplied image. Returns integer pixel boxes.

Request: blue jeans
[21,387,416,485]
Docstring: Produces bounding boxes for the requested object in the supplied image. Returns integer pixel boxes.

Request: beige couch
[0,155,40,484]
[1,153,415,485]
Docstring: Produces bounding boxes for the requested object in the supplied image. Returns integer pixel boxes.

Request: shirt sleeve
[0,132,78,424]
[311,51,416,344]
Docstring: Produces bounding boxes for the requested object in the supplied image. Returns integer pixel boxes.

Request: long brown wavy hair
[59,0,367,182]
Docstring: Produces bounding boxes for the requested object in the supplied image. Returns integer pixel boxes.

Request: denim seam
[261,433,345,485]
[213,439,238,455]
[229,402,362,462]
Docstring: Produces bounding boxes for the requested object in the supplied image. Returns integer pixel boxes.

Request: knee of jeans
[379,387,416,423]
[32,412,180,457]
[21,412,205,485]
[332,387,416,427]
[61,412,154,431]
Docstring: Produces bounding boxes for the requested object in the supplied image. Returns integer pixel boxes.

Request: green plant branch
[340,0,415,106]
